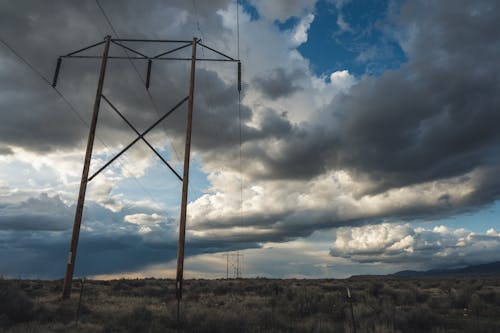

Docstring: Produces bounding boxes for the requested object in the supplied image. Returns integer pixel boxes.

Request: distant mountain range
[393,261,500,277]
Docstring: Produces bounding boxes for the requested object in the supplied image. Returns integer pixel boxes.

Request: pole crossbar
[111,38,194,43]
[87,96,188,182]
[100,95,183,181]
[152,42,192,59]
[65,40,106,57]
[198,42,235,61]
[111,40,148,58]
[61,55,239,62]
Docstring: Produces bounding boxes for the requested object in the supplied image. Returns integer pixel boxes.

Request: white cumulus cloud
[124,213,164,226]
[330,223,500,269]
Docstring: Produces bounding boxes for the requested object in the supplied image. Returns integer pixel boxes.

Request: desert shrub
[117,305,153,333]
[395,306,440,332]
[111,279,130,292]
[358,320,401,333]
[139,285,165,298]
[381,285,399,301]
[316,292,344,315]
[369,281,385,297]
[478,290,500,306]
[0,280,35,325]
[450,287,472,309]
[212,283,231,296]
[396,288,417,305]
[290,287,322,316]
[469,293,486,316]
[413,287,430,303]
[428,296,451,310]
[185,307,249,333]
[464,319,500,333]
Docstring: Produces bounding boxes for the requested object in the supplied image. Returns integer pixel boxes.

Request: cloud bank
[1,0,500,277]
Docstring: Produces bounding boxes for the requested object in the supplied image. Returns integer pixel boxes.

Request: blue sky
[1,0,500,279]
[298,0,406,77]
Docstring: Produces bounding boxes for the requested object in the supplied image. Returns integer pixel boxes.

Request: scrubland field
[2,276,500,332]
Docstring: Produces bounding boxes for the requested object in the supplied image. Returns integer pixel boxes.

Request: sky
[1,0,500,279]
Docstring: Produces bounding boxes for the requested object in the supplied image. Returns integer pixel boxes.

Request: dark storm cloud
[0,193,72,231]
[333,0,500,194]
[0,146,13,155]
[238,0,500,195]
[253,67,305,99]
[0,0,236,154]
[3,0,500,277]
[0,205,259,278]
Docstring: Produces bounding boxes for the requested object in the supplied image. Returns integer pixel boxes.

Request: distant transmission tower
[236,252,244,278]
[222,253,231,279]
[222,252,244,278]
[52,36,241,322]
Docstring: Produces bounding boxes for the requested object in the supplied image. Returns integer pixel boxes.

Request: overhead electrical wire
[0,36,162,209]
[191,0,205,57]
[95,0,210,199]
[236,0,244,217]
[95,0,182,162]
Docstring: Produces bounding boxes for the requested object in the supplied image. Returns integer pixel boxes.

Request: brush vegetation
[1,276,500,332]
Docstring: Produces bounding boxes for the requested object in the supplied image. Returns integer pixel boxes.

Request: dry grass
[1,276,500,332]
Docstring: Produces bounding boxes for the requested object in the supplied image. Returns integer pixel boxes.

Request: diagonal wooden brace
[87,96,188,182]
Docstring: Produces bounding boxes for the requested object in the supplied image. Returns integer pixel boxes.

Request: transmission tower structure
[235,251,244,278]
[222,252,244,278]
[52,36,241,305]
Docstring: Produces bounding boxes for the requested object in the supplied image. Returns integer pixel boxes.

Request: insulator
[237,61,242,92]
[52,57,62,87]
[146,59,152,89]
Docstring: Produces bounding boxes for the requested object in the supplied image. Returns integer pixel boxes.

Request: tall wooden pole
[176,37,197,320]
[62,35,111,299]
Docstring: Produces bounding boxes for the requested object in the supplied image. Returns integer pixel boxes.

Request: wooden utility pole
[62,35,111,299]
[176,37,198,321]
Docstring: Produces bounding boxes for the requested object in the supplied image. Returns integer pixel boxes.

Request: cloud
[0,146,14,155]
[253,67,306,99]
[124,213,164,226]
[330,223,500,269]
[0,193,72,231]
[248,0,316,22]
[329,70,355,91]
[2,0,500,279]
[290,13,315,46]
[336,14,351,33]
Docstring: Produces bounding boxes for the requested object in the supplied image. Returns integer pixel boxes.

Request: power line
[95,0,215,202]
[0,36,163,208]
[191,0,205,56]
[236,0,244,219]
[237,0,240,60]
[94,0,213,204]
[94,0,184,163]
